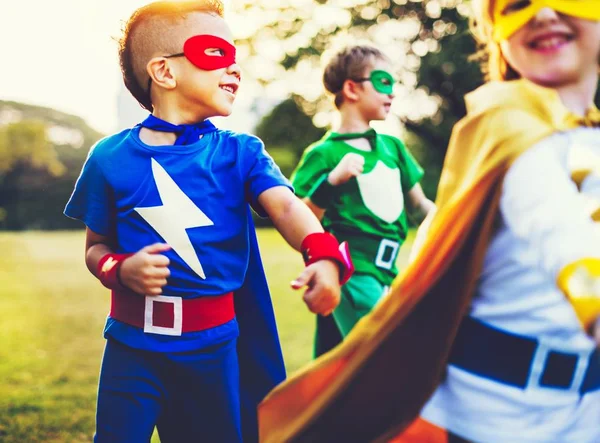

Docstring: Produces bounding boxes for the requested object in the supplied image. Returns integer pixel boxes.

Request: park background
[1,0,599,441]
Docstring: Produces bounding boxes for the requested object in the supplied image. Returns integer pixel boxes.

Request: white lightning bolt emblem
[135,159,213,279]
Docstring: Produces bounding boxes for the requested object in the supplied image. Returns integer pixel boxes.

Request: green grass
[0,229,413,441]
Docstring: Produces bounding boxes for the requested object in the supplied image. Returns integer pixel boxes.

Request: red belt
[110,289,235,336]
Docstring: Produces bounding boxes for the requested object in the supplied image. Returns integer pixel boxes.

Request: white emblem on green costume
[356,161,403,223]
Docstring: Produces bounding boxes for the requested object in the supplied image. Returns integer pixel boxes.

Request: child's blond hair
[118,0,225,111]
[470,0,520,81]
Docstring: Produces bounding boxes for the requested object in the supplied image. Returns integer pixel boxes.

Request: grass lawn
[0,229,412,442]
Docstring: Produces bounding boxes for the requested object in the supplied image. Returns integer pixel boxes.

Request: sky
[0,0,261,134]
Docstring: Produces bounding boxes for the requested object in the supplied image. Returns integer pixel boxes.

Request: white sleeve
[500,133,600,280]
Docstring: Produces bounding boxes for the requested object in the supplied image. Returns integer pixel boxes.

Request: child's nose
[227,62,241,79]
[532,7,561,25]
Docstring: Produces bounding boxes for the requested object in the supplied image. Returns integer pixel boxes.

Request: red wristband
[97,253,134,291]
[301,232,354,285]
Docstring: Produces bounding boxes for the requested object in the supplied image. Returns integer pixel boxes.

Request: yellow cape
[258,79,596,443]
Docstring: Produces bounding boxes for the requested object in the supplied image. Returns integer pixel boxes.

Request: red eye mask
[182,35,236,70]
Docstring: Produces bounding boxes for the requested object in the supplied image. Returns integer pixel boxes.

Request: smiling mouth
[529,34,574,50]
[220,84,238,94]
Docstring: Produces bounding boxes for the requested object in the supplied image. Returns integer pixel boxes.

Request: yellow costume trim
[494,0,600,41]
[258,80,599,443]
[557,259,600,331]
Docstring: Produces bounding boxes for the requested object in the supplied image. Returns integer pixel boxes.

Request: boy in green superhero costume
[292,44,435,356]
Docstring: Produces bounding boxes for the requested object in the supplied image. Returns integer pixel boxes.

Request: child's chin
[213,107,233,118]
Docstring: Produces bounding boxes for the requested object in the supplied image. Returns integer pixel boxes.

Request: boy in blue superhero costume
[64,1,353,442]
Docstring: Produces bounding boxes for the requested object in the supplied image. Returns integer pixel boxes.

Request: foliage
[0,101,103,230]
[235,0,480,198]
[254,96,326,178]
[0,121,63,176]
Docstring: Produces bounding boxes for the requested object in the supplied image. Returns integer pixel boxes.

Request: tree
[0,121,66,227]
[0,121,64,176]
[254,96,326,178]
[232,0,480,198]
[0,101,103,230]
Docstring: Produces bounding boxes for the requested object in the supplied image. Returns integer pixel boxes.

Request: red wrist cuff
[97,253,133,291]
[301,232,354,285]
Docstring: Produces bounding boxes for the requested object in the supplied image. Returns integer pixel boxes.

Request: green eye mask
[353,70,395,95]
[370,70,395,94]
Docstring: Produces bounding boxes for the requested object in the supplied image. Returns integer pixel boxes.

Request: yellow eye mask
[493,0,600,41]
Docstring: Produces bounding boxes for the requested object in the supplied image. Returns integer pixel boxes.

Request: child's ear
[342,79,361,103]
[147,57,177,91]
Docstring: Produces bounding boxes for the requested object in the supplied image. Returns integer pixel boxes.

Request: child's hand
[119,243,171,295]
[291,260,341,316]
[328,153,365,186]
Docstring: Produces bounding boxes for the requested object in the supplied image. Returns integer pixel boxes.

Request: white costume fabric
[421,127,600,443]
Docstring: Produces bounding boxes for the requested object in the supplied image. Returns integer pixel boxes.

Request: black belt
[449,316,600,394]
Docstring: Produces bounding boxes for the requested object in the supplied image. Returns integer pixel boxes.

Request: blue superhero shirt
[65,124,291,353]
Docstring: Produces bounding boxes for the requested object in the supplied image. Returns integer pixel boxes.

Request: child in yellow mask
[396,1,600,441]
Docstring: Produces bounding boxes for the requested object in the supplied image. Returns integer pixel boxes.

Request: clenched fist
[291,259,341,316]
[328,153,365,186]
[119,243,171,295]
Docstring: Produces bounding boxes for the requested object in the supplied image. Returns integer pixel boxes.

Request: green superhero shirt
[292,129,424,284]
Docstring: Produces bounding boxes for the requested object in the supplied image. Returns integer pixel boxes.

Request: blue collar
[140,114,218,146]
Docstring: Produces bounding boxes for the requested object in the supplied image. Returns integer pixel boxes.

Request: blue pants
[95,337,241,443]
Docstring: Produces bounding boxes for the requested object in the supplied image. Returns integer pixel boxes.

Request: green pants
[333,273,388,336]
[314,273,388,357]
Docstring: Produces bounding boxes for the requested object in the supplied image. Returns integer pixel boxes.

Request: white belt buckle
[375,239,399,270]
[144,295,183,336]
[527,340,593,394]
